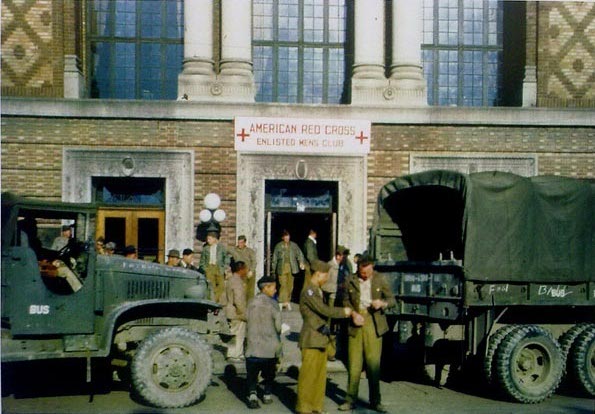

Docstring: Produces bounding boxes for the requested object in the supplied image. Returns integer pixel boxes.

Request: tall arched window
[422,0,504,106]
[253,0,350,104]
[88,0,184,100]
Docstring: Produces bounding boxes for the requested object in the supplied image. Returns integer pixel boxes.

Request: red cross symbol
[355,131,368,144]
[236,128,250,142]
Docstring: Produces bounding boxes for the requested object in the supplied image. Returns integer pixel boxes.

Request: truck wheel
[559,323,592,360]
[131,327,212,408]
[494,325,563,403]
[567,326,595,397]
[483,324,520,385]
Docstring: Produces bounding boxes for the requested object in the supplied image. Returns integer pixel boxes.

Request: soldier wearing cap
[295,259,355,414]
[245,275,282,409]
[181,248,199,271]
[167,249,183,267]
[338,255,396,413]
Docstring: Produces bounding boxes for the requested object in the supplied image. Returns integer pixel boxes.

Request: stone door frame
[62,148,194,253]
[236,153,367,278]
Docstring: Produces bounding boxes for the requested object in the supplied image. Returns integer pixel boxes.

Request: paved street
[2,306,594,414]
[2,370,594,414]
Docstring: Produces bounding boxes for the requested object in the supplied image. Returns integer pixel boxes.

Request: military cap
[257,275,276,289]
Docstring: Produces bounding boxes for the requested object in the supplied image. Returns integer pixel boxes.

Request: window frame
[422,0,503,107]
[252,0,350,104]
[86,0,183,100]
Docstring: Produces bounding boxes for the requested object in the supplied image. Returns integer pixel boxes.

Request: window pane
[91,42,112,98]
[254,46,274,101]
[277,47,299,103]
[115,0,136,37]
[140,0,161,38]
[114,42,135,99]
[88,0,183,100]
[423,0,503,106]
[253,0,348,103]
[254,0,274,41]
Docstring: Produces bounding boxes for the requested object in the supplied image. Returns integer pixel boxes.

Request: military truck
[1,193,228,408]
[370,170,594,403]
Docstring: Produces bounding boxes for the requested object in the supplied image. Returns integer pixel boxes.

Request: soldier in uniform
[301,228,319,293]
[229,235,257,300]
[199,231,229,303]
[295,259,359,414]
[225,261,248,361]
[271,230,305,311]
[338,255,396,413]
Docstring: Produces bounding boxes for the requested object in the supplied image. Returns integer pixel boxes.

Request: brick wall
[2,116,593,247]
[1,0,67,97]
[537,1,595,108]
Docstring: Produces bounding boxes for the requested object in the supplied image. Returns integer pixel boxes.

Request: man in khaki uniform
[224,261,248,361]
[229,235,257,300]
[295,260,356,414]
[339,255,396,413]
[271,230,305,311]
[198,231,229,303]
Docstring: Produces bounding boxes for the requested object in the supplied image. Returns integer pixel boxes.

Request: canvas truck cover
[373,170,594,283]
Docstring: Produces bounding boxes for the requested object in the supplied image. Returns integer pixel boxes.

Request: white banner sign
[234,117,371,155]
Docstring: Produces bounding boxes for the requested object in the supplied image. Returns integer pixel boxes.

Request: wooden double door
[97,208,165,263]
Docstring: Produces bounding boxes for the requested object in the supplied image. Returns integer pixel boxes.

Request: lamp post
[196,193,226,241]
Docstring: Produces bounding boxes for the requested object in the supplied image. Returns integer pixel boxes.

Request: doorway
[264,180,338,290]
[97,209,165,263]
[93,177,166,263]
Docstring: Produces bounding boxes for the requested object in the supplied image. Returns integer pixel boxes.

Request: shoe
[247,394,260,409]
[371,403,388,413]
[287,303,292,311]
[338,402,355,411]
[279,303,284,311]
[262,394,273,404]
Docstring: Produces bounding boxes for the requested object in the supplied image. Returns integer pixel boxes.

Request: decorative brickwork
[538,2,595,107]
[1,0,64,97]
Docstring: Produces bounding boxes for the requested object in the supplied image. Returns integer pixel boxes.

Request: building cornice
[2,97,594,127]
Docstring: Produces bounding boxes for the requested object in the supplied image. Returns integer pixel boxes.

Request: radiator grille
[126,280,170,300]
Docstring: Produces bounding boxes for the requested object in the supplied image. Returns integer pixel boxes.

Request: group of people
[96,227,394,413]
[219,228,395,413]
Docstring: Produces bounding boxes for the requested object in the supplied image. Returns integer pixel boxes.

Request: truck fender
[98,298,222,357]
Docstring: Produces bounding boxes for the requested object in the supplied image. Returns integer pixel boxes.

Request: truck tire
[131,327,212,408]
[567,326,595,397]
[558,323,592,360]
[483,324,520,385]
[494,325,563,403]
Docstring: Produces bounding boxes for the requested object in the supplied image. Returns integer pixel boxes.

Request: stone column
[350,0,389,105]
[64,55,85,98]
[177,0,216,100]
[219,0,255,101]
[389,0,427,106]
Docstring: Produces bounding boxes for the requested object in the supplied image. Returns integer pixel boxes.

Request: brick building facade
[2,1,594,272]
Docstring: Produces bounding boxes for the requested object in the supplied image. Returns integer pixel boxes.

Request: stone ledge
[2,97,594,127]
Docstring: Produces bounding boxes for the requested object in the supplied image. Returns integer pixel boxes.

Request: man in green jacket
[296,260,358,414]
[339,255,396,413]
